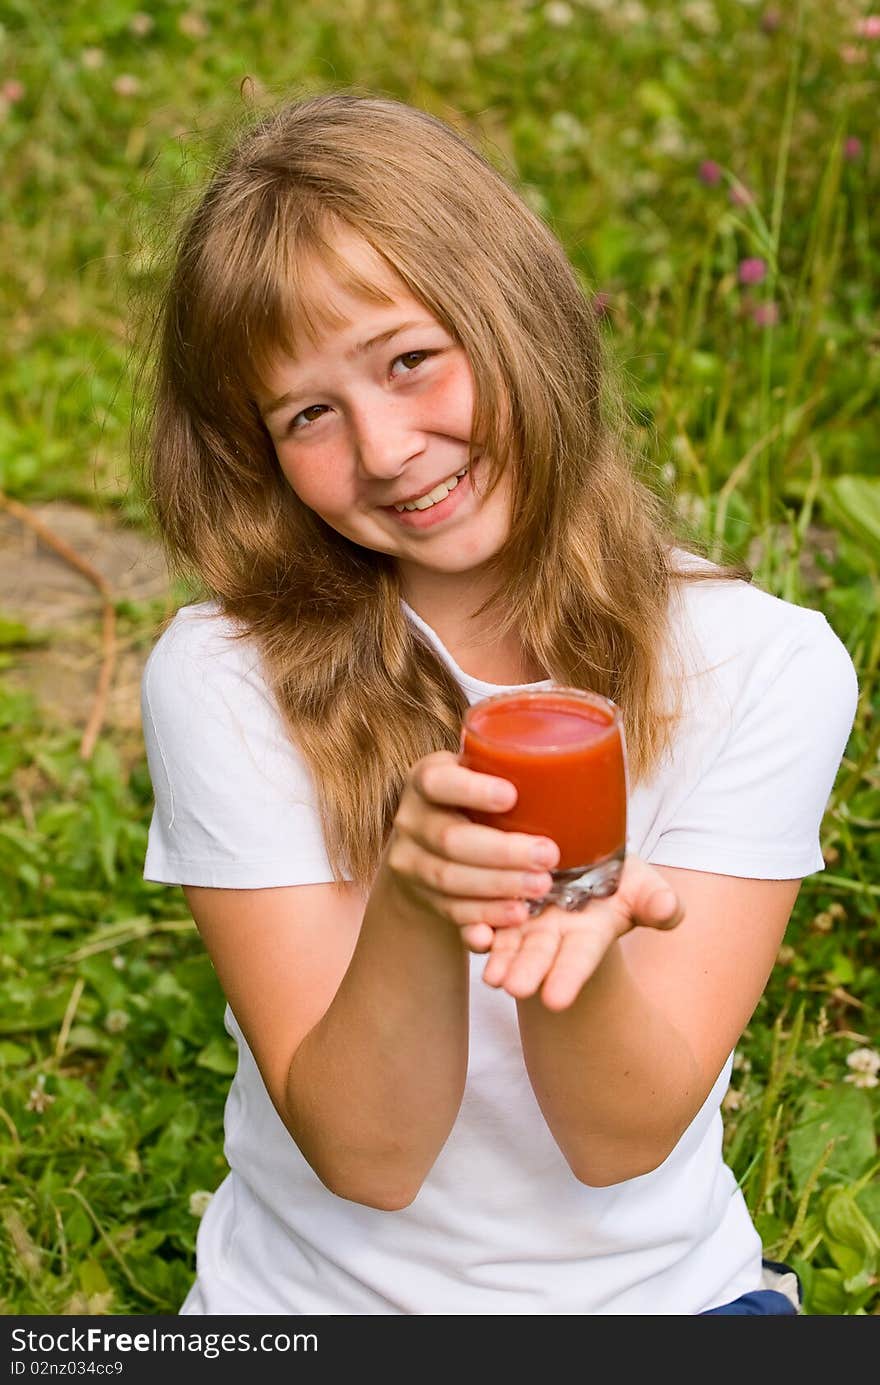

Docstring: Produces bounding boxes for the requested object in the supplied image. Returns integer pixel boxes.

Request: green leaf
[824,1236,863,1281]
[636,79,677,118]
[826,952,855,986]
[825,1187,880,1251]
[856,1181,880,1230]
[822,475,880,561]
[808,1267,851,1315]
[788,1086,877,1193]
[63,1205,94,1250]
[78,1258,112,1296]
[195,1036,238,1075]
[842,1266,876,1296]
[89,792,119,886]
[0,1040,30,1066]
[0,618,47,649]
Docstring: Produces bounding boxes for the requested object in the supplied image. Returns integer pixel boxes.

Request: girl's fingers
[405,756,561,870]
[638,886,683,930]
[442,894,530,930]
[483,909,620,1007]
[538,923,617,1010]
[475,858,686,1008]
[388,834,554,905]
[460,923,495,952]
[400,804,560,874]
[413,752,518,814]
[612,856,683,931]
[481,926,524,987]
[496,925,563,998]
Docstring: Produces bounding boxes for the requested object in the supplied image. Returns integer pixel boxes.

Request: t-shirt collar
[400,598,553,703]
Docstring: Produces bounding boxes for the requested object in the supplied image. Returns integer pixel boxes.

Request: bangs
[233,210,401,398]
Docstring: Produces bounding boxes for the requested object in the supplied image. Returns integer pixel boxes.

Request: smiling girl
[137,90,857,1315]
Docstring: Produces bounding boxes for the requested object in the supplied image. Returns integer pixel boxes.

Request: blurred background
[1,0,878,1315]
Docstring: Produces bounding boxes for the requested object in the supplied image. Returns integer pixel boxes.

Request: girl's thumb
[643,886,682,928]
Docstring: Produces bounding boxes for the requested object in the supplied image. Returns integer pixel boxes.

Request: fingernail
[491,784,515,809]
[531,842,558,868]
[525,873,552,894]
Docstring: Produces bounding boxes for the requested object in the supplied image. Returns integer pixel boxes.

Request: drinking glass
[459,685,627,914]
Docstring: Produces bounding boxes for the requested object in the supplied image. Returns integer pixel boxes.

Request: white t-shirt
[140,572,857,1315]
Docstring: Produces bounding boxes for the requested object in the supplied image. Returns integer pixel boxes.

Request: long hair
[134,88,747,887]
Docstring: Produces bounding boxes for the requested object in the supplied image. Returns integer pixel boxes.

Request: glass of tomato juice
[459,685,627,913]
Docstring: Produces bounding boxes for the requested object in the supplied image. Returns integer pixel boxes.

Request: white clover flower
[476,33,510,56]
[722,1087,744,1111]
[443,37,472,64]
[674,492,707,527]
[522,185,550,217]
[550,110,586,143]
[845,1070,879,1089]
[81,47,105,69]
[630,169,661,194]
[653,120,687,158]
[129,12,154,36]
[844,1047,880,1089]
[104,1009,130,1034]
[189,1190,214,1218]
[25,1074,55,1114]
[112,74,140,97]
[545,1,575,26]
[846,1047,880,1076]
[682,1,720,34]
[610,0,648,23]
[178,11,209,39]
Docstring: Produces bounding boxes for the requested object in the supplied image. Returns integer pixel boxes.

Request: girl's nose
[352,397,424,479]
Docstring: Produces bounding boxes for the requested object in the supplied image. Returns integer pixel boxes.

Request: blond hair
[134,89,746,886]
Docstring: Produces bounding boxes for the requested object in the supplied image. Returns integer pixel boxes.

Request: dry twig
[0,492,117,759]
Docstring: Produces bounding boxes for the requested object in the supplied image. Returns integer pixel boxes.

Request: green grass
[1,0,878,1315]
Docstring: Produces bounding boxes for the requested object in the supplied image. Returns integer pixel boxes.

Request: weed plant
[0,0,877,1315]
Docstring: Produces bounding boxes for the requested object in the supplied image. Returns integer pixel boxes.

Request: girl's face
[258,231,512,598]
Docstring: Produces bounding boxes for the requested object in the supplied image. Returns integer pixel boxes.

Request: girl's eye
[286,350,435,434]
[390,349,431,375]
[288,404,328,432]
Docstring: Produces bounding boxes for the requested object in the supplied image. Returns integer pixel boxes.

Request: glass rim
[461,684,623,754]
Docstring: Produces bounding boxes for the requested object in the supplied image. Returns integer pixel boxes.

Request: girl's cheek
[277,448,350,513]
[429,365,474,425]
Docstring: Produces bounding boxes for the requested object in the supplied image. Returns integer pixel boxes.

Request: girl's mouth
[383,459,478,529]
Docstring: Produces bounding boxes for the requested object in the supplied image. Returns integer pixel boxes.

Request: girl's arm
[182,751,552,1210]
[503,863,800,1186]
[184,873,468,1210]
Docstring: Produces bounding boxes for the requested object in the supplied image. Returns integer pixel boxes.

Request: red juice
[459,688,627,871]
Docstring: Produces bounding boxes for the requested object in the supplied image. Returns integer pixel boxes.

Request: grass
[1,0,878,1315]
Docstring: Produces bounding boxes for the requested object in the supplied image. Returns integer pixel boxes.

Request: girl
[137,89,858,1315]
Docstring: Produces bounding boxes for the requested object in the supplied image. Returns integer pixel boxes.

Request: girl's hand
[384,750,560,948]
[478,854,683,1010]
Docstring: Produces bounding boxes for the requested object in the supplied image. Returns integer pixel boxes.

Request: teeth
[394,467,468,513]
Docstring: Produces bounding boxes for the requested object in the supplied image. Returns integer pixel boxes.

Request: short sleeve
[141,606,344,888]
[648,611,858,879]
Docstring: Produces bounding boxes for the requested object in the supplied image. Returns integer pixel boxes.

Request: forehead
[289,228,417,353]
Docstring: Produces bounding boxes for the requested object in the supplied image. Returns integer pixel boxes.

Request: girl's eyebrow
[260,319,434,418]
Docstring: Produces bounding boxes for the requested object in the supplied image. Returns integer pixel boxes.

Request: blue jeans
[699,1259,802,1315]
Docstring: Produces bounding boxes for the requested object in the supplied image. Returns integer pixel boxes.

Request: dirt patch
[0,502,173,749]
